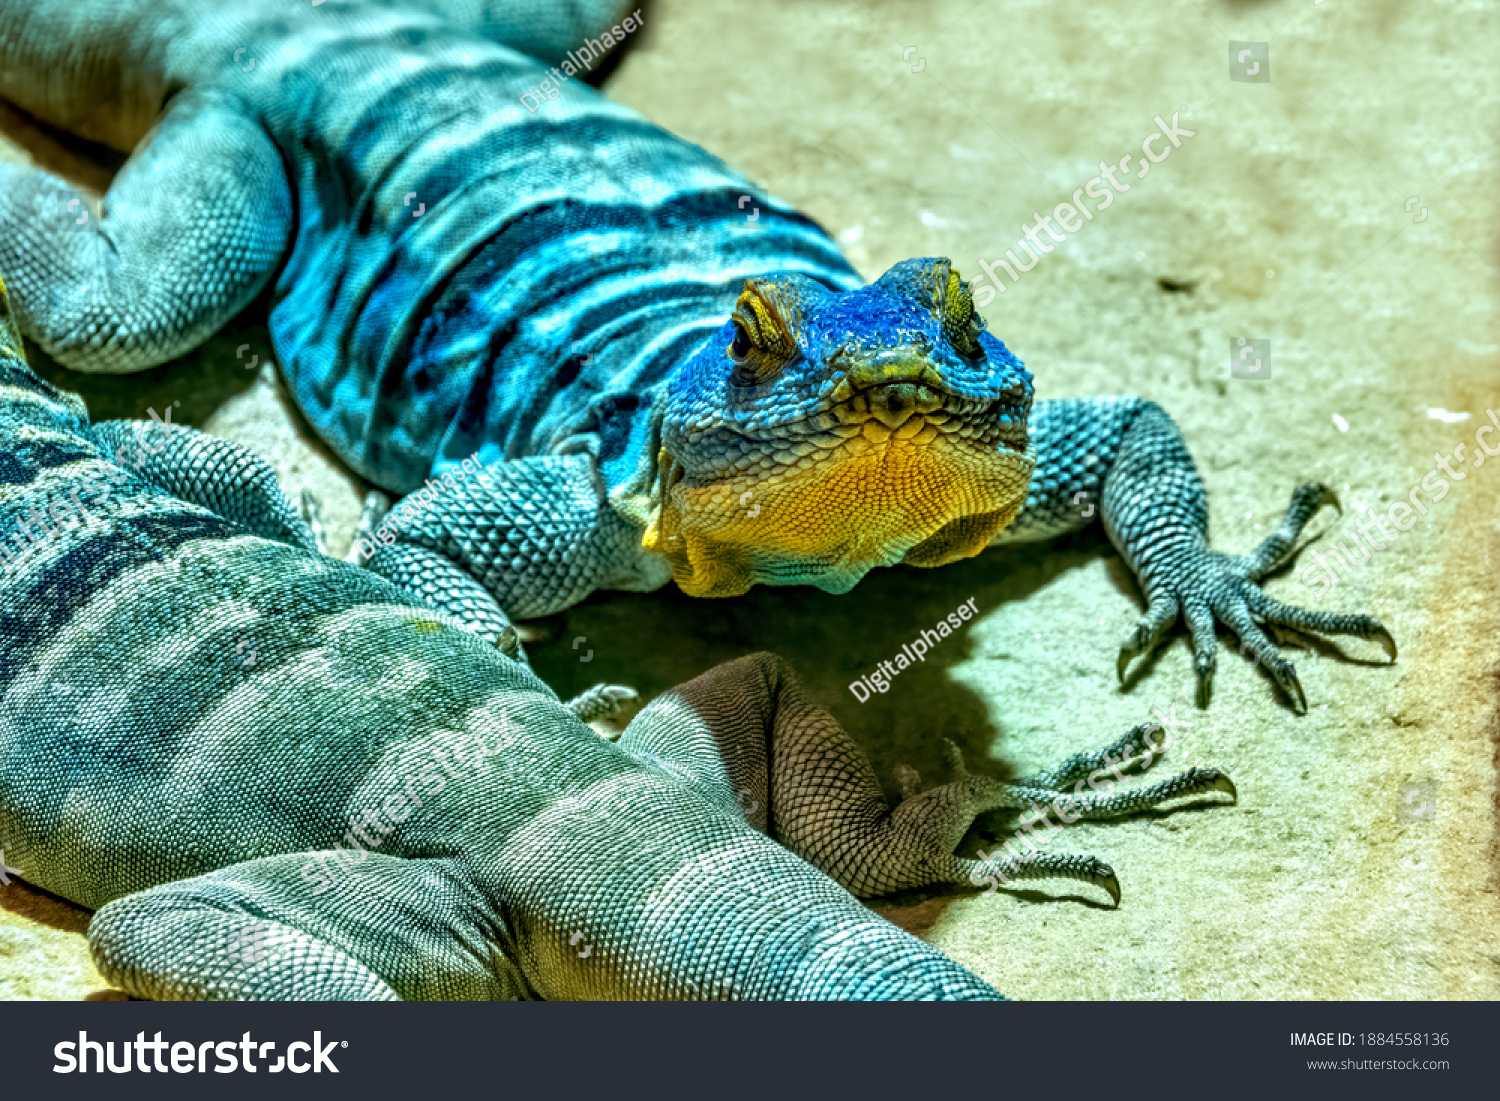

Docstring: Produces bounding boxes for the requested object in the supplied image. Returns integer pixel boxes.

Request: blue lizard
[0,0,1394,707]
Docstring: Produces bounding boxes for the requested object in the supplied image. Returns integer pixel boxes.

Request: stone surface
[1,0,1496,1000]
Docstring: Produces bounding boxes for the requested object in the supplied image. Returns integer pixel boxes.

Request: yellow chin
[641,437,1035,598]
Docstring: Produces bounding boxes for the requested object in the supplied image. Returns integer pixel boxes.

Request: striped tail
[0,0,194,151]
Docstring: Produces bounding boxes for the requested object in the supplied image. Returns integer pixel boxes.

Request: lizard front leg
[355,454,663,714]
[995,396,1396,711]
[358,453,668,630]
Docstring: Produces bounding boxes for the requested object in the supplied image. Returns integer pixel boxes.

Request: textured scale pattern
[0,270,1244,999]
[89,419,321,555]
[0,93,293,370]
[368,453,667,623]
[0,0,1402,999]
[0,0,1392,709]
[1,274,1023,1000]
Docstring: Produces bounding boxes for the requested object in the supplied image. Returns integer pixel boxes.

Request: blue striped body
[252,15,860,495]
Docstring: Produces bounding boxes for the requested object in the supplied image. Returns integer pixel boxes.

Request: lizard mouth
[644,428,1034,598]
[822,381,1026,453]
[641,341,1034,599]
[812,349,1029,454]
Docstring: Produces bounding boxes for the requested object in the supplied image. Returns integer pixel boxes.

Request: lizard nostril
[869,383,919,428]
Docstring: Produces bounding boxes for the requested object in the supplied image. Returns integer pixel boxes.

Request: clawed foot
[952,724,1235,906]
[1116,482,1397,713]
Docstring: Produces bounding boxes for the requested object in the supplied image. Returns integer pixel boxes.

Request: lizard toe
[1117,594,1180,685]
[1183,599,1218,709]
[1220,602,1309,713]
[1243,588,1396,662]
[1244,482,1342,578]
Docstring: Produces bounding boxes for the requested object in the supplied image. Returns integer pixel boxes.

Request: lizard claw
[1095,864,1122,908]
[1120,483,1394,712]
[1371,625,1399,661]
[1265,656,1308,715]
[1116,594,1179,686]
[1206,771,1239,803]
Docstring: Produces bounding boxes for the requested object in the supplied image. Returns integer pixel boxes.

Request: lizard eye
[964,308,987,352]
[727,278,800,388]
[728,320,754,363]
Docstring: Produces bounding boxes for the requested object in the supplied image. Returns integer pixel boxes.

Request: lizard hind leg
[90,897,401,1003]
[614,652,1231,903]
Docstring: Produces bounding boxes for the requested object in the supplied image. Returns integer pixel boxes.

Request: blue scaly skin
[0,273,1247,999]
[0,0,1394,707]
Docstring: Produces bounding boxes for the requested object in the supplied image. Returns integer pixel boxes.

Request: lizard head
[643,257,1035,597]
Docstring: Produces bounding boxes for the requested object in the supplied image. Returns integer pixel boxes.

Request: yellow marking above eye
[728,279,801,386]
[732,283,798,355]
[934,267,983,354]
[942,270,968,323]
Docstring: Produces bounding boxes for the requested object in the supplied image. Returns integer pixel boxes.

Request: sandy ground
[1,0,1497,1000]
